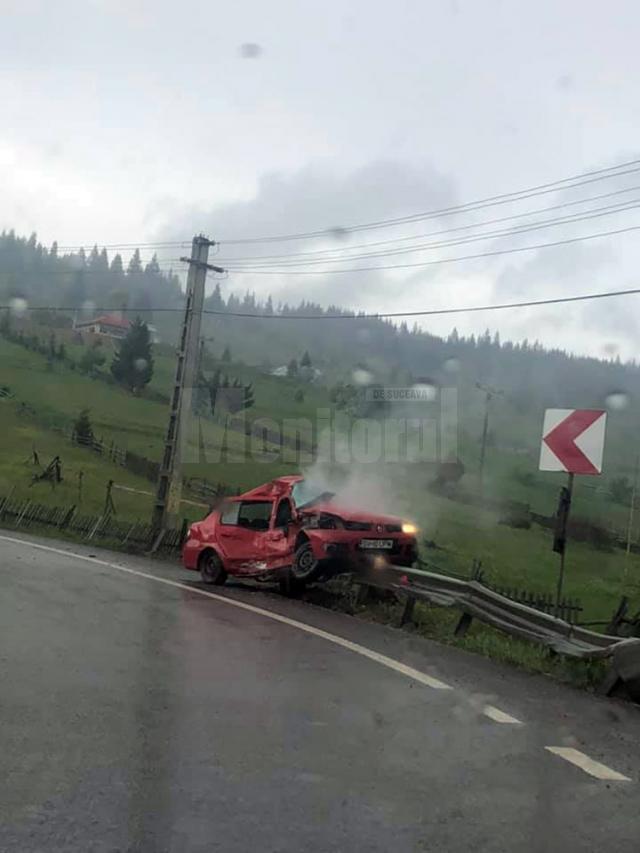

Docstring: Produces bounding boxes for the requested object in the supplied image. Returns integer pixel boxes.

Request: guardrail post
[397,594,416,628]
[454,611,473,637]
[355,582,372,607]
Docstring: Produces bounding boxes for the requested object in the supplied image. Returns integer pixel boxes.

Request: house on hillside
[73,313,160,343]
[271,364,322,381]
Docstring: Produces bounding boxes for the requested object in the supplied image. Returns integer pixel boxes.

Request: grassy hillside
[2,316,640,625]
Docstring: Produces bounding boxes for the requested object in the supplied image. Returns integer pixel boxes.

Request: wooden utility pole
[623,453,639,588]
[151,235,224,542]
[476,382,503,494]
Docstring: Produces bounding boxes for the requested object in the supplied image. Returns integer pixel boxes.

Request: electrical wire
[216,184,640,263]
[3,285,640,319]
[0,262,188,277]
[54,240,190,251]
[216,222,640,275]
[221,199,640,269]
[218,159,640,245]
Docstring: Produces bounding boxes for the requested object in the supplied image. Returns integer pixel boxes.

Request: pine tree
[287,358,298,378]
[110,254,125,276]
[73,409,94,445]
[110,317,154,393]
[79,345,106,375]
[127,249,143,275]
[300,350,312,368]
[221,345,231,362]
[144,254,160,276]
[208,283,224,311]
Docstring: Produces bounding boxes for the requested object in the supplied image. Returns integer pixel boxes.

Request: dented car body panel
[182,474,418,582]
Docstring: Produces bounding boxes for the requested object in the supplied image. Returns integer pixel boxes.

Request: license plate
[359,538,394,550]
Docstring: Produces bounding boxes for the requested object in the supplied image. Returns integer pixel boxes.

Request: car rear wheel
[290,541,321,582]
[199,550,227,585]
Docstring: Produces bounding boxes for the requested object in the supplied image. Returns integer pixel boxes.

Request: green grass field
[408,488,640,621]
[2,323,640,628]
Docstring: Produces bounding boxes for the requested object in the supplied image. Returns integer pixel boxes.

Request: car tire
[290,540,321,583]
[199,550,227,585]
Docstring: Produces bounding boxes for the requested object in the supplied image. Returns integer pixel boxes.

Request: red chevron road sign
[539,409,607,475]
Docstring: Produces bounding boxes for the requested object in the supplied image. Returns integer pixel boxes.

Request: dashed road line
[483,705,523,724]
[545,747,632,781]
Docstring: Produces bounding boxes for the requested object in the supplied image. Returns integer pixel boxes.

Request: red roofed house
[73,312,131,340]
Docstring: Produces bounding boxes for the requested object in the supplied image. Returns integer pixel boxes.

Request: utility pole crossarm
[179,256,226,274]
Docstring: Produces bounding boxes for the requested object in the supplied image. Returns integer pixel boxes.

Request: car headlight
[401,522,417,535]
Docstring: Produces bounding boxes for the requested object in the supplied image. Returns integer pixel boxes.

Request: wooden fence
[0,493,185,556]
[72,433,160,482]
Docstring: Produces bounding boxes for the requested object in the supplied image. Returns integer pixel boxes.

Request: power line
[222,199,640,269]
[205,286,640,318]
[219,159,640,245]
[0,263,187,276]
[4,285,640,319]
[218,222,640,275]
[217,183,640,263]
[54,240,190,251]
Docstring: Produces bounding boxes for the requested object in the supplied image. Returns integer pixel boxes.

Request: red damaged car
[182,474,418,590]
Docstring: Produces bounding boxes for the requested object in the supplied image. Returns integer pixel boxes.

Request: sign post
[539,409,607,618]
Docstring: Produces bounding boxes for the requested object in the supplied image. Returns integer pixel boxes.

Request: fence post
[0,486,15,518]
[58,506,76,530]
[15,500,32,527]
[122,522,137,546]
[87,515,104,540]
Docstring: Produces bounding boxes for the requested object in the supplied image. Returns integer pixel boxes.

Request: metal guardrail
[354,563,640,702]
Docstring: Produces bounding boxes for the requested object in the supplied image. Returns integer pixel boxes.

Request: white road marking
[0,534,452,692]
[545,747,631,781]
[483,705,523,724]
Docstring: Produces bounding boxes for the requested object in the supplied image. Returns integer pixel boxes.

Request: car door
[264,497,297,570]
[216,500,272,572]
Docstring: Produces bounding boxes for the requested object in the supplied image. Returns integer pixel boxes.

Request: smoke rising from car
[301,421,420,521]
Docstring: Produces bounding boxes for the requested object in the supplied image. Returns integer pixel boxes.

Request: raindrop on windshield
[412,382,437,401]
[239,43,262,58]
[9,297,28,318]
[605,391,629,411]
[352,368,373,386]
[134,358,148,373]
[326,226,349,242]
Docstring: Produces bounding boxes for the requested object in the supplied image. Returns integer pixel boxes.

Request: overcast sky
[2,0,640,358]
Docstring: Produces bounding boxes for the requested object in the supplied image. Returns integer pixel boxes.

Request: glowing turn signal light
[401,522,417,535]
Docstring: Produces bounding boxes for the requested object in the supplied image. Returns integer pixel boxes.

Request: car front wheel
[199,550,228,585]
[290,541,320,582]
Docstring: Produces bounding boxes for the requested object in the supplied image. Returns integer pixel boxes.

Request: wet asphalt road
[1,532,639,852]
